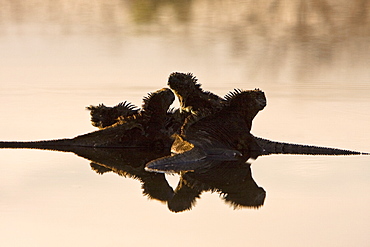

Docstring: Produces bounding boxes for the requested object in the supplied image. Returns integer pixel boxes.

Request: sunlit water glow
[0,1,369,246]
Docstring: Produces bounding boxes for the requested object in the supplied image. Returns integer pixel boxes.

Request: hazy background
[0,1,369,246]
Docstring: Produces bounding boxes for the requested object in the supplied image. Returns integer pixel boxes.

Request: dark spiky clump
[222,88,267,120]
[169,72,222,99]
[221,188,266,209]
[223,88,243,101]
[167,178,202,212]
[168,72,201,91]
[90,162,113,174]
[87,101,139,129]
[168,72,223,102]
[224,88,265,105]
[141,88,175,113]
[168,72,224,113]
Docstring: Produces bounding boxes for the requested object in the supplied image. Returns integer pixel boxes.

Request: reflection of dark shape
[167,177,201,212]
[73,147,174,201]
[0,139,264,211]
[168,160,265,212]
[87,101,139,129]
[0,135,264,210]
[0,88,177,149]
[3,141,174,201]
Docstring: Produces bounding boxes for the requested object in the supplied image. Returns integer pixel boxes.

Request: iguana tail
[255,137,369,156]
[0,139,76,152]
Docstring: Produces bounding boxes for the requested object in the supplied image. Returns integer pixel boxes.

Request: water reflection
[168,160,265,212]
[54,147,264,212]
[79,148,174,202]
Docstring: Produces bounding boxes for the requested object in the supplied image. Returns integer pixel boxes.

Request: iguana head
[168,72,223,112]
[168,72,199,98]
[142,88,175,115]
[224,88,266,121]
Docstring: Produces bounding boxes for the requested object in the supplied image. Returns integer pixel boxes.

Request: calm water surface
[0,1,369,246]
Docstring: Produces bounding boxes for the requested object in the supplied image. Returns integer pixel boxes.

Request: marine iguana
[167,72,225,114]
[144,72,367,173]
[81,72,365,160]
[87,101,139,129]
[166,72,367,157]
[85,72,204,130]
[0,88,176,150]
[146,88,267,173]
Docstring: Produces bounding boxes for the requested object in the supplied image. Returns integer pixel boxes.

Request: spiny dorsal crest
[116,101,139,112]
[224,88,264,103]
[168,72,199,84]
[142,92,154,110]
[223,88,243,101]
[86,101,139,115]
[168,72,202,91]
